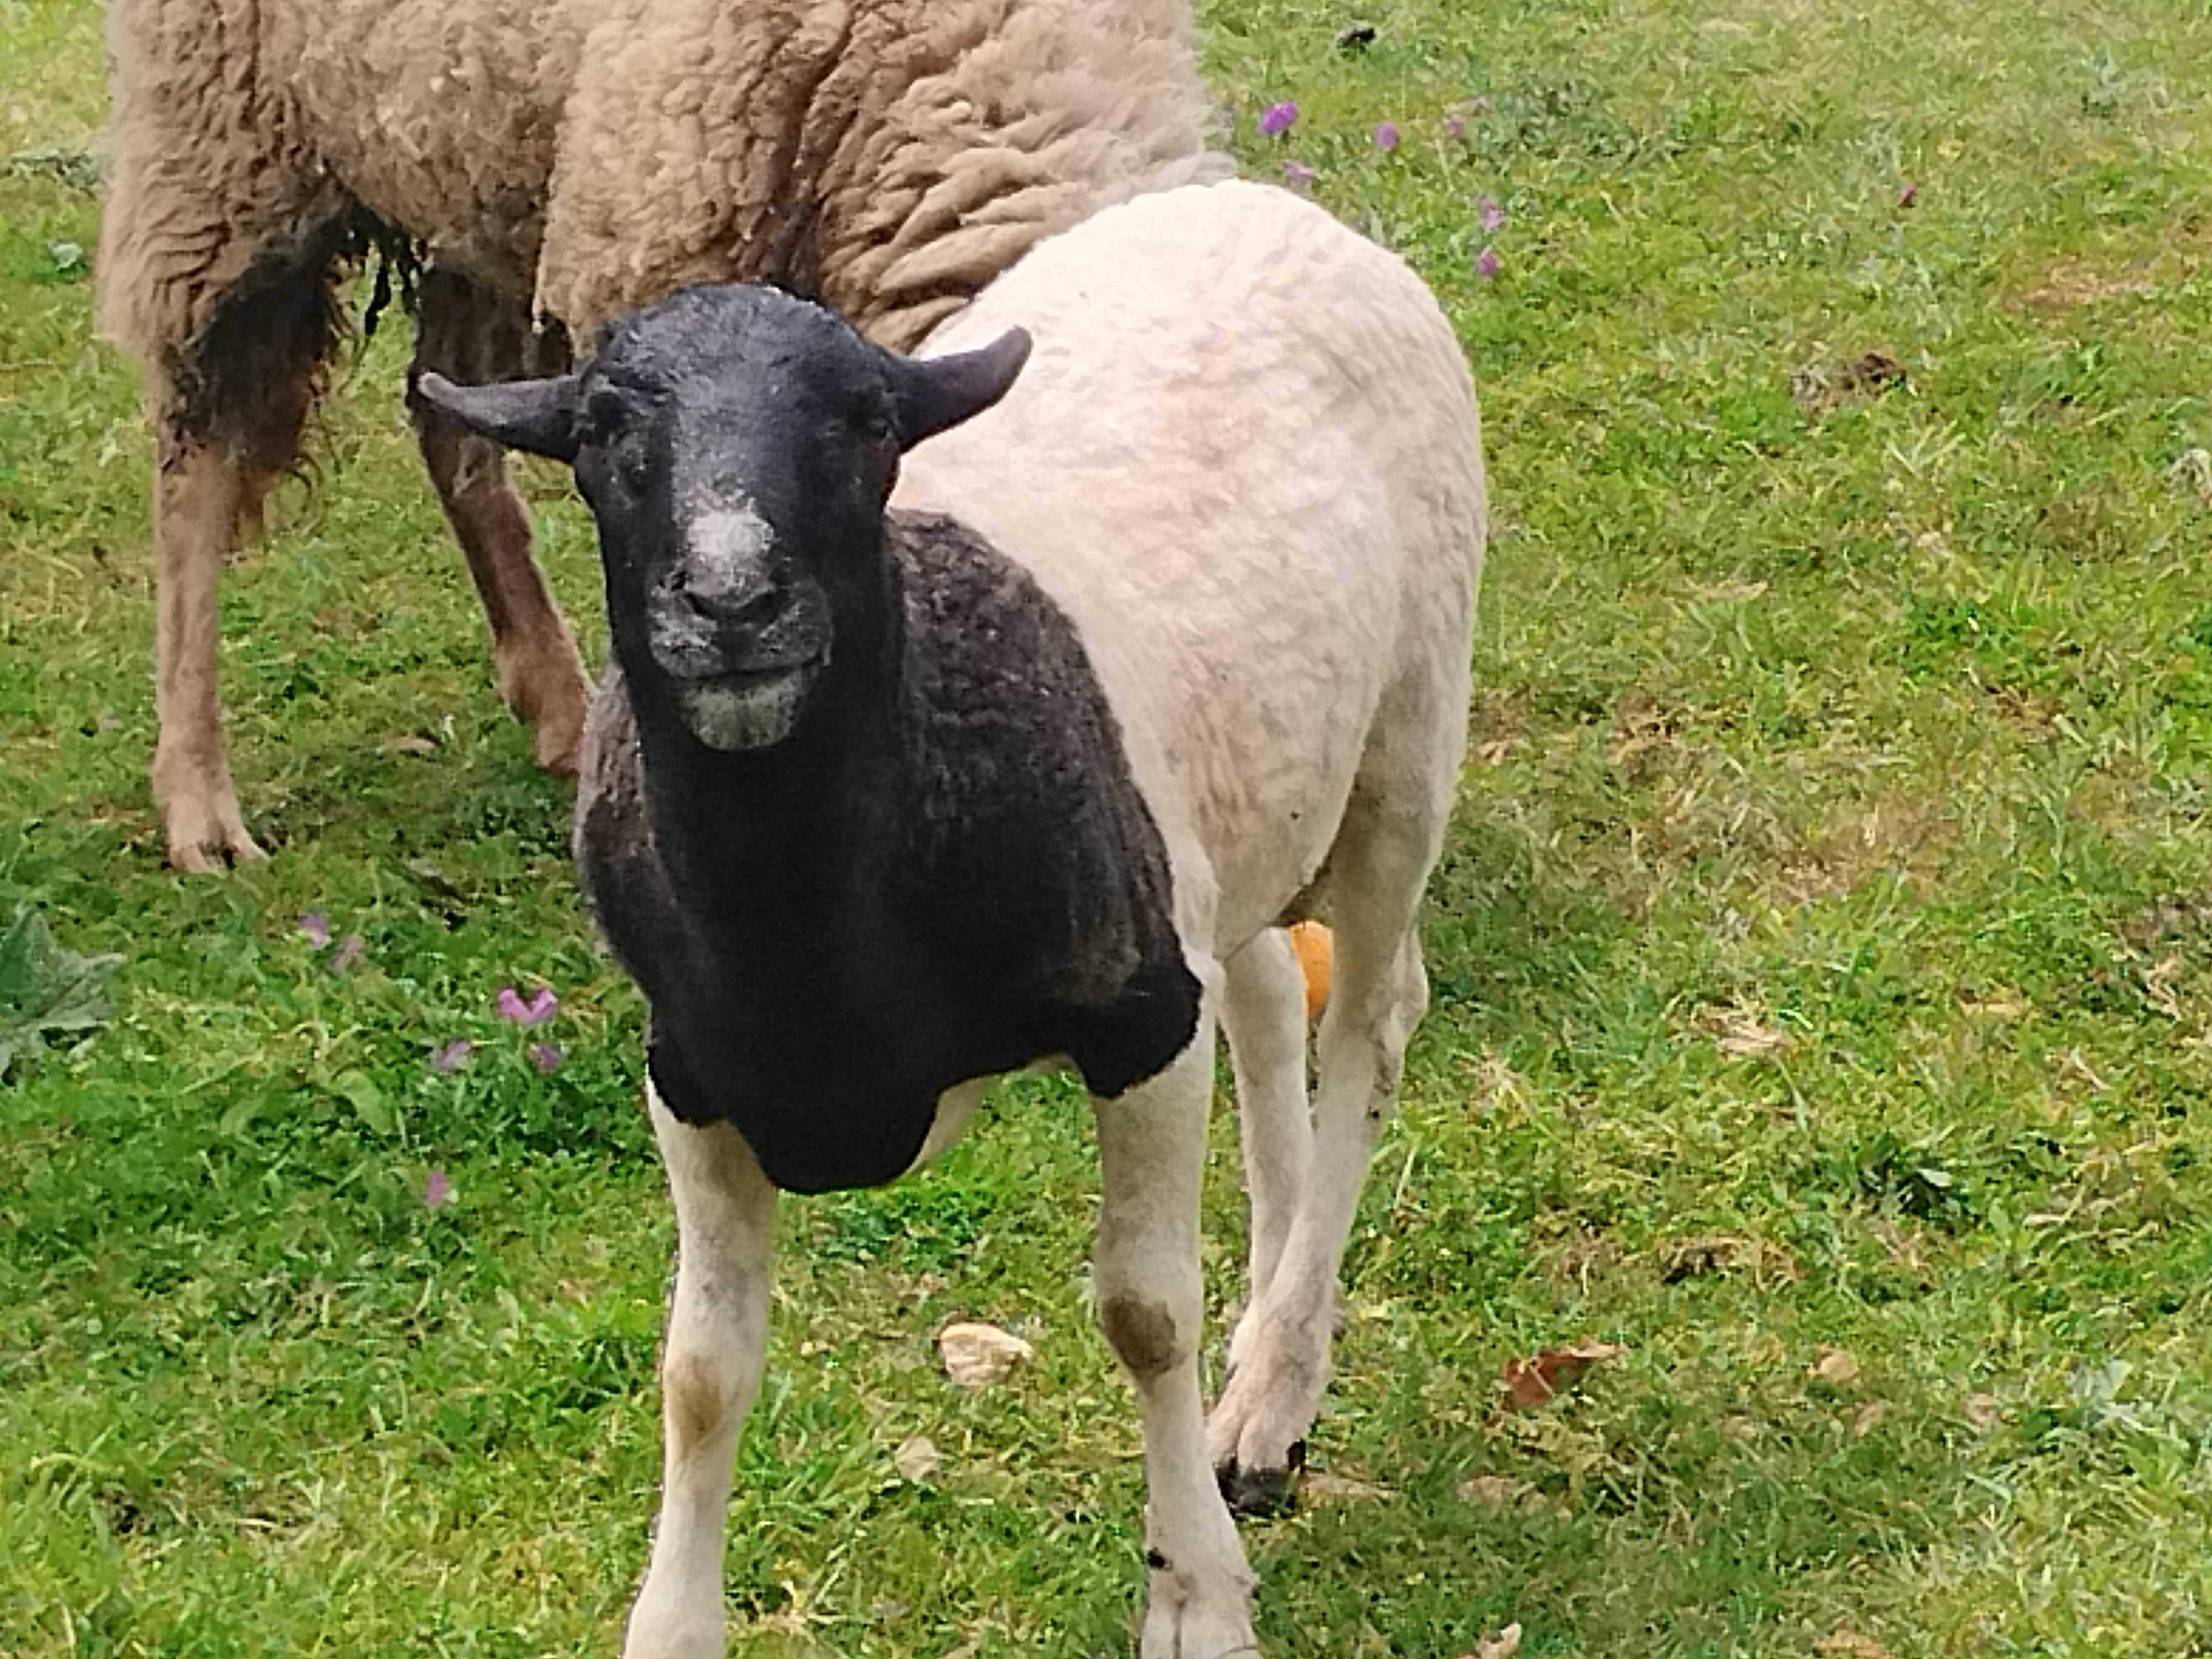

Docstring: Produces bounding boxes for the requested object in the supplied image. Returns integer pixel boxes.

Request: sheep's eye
[612,432,654,494]
[585,394,656,494]
[584,388,632,442]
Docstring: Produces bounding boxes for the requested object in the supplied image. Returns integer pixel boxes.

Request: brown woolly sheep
[96,0,1223,870]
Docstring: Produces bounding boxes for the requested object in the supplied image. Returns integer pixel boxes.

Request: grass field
[9,0,2212,1653]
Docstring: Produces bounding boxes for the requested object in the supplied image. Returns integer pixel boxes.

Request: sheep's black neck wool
[576,511,1201,1192]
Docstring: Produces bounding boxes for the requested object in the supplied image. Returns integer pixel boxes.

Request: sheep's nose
[651,503,827,679]
[680,503,779,606]
[677,559,782,629]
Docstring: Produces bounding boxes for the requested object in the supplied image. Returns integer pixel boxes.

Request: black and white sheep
[418,178,1485,1657]
[97,0,1222,870]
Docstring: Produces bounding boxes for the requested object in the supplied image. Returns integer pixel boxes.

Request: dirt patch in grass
[2011,257,2157,314]
[1790,351,1907,416]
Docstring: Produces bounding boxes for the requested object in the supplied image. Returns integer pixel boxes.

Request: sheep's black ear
[886,328,1032,450]
[413,371,582,463]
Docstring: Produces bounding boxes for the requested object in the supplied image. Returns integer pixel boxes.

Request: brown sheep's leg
[146,221,361,870]
[408,269,591,775]
[150,424,266,873]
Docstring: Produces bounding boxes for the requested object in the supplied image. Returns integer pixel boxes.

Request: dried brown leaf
[1303,1469,1388,1503]
[1808,1347,1861,1389]
[1964,1392,2002,1430]
[1714,1009,1793,1060]
[1960,988,2031,1021]
[1457,1624,1523,1659]
[1458,1473,1531,1509]
[937,1321,1033,1389]
[1499,1338,1626,1410]
[1817,1627,1897,1659]
[893,1434,941,1482]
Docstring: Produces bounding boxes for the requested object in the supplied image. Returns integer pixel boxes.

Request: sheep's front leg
[408,269,592,775]
[1095,1013,1260,1658]
[624,1085,779,1659]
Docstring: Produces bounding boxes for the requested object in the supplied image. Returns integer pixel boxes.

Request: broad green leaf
[0,904,122,1079]
[332,1068,395,1136]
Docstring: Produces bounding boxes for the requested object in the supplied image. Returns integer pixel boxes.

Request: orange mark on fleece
[1289,920,1332,1022]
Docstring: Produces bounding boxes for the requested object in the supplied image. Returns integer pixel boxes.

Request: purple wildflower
[431,1039,473,1074]
[1444,113,1466,139]
[1283,159,1316,189]
[1373,121,1399,153]
[299,912,331,950]
[530,1042,566,1075]
[330,934,365,973]
[1897,180,1918,208]
[496,985,559,1026]
[1475,247,1501,280]
[423,1167,453,1209]
[1258,100,1298,138]
[1479,196,1507,232]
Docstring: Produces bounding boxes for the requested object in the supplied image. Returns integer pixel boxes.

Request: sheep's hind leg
[624,1085,779,1659]
[148,249,336,873]
[150,430,267,872]
[1217,927,1311,1512]
[1208,783,1444,1515]
[1095,1008,1261,1657]
[408,268,591,775]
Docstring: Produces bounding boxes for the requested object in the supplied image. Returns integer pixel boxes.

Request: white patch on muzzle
[681,665,818,751]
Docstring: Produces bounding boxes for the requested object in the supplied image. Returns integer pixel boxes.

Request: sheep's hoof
[530,708,585,777]
[160,785,269,874]
[1216,1439,1305,1519]
[494,636,590,776]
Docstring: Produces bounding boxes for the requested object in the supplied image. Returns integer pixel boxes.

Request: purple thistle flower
[430,1039,473,1074]
[1475,247,1502,280]
[1258,100,1298,138]
[1444,113,1467,139]
[1480,196,1507,232]
[329,934,365,973]
[1373,121,1399,153]
[1897,180,1918,208]
[423,1167,453,1209]
[298,912,331,950]
[496,985,559,1026]
[530,1042,566,1075]
[1283,159,1317,189]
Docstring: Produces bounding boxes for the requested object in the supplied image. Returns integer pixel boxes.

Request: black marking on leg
[1217,1439,1308,1520]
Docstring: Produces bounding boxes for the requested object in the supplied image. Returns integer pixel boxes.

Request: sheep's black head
[417,285,1029,752]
